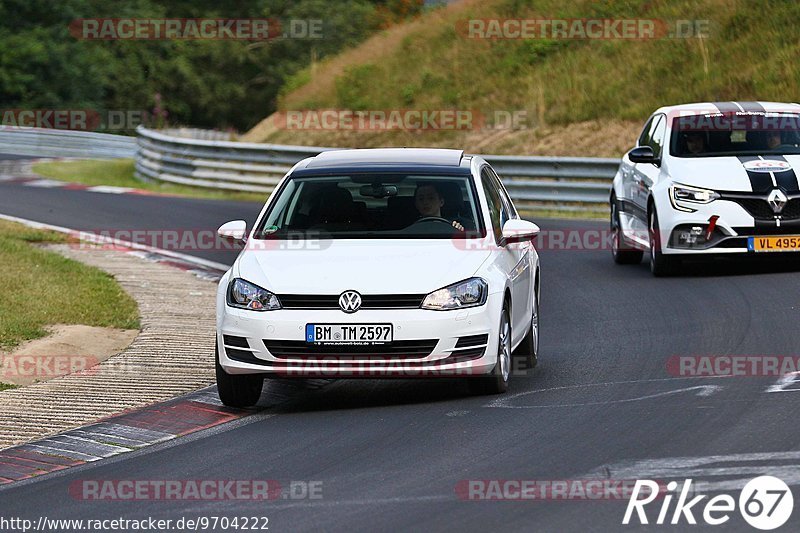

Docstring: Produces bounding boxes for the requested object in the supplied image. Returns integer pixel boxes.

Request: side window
[488,167,518,220]
[638,116,656,147]
[480,167,503,242]
[649,115,666,158]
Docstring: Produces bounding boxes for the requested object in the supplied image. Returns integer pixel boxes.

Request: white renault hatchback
[215,148,541,406]
[611,101,800,275]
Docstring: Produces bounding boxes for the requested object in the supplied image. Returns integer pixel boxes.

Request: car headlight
[671,184,719,204]
[227,278,281,311]
[421,278,488,310]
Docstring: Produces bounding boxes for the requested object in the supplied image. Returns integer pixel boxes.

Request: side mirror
[628,146,658,164]
[217,220,247,243]
[502,219,540,244]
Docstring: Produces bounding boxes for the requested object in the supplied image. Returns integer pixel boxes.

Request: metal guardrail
[135,126,618,212]
[482,155,619,211]
[0,127,137,159]
[0,126,617,212]
[134,126,324,193]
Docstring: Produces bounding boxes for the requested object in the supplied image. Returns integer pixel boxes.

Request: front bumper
[216,292,504,378]
[656,194,800,255]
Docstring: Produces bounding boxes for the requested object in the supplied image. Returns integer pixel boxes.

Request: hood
[666,154,800,192]
[235,239,492,295]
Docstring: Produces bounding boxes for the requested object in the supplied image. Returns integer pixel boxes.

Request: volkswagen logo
[338,290,362,313]
[768,189,788,214]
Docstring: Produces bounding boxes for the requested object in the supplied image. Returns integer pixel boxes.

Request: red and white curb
[0,378,329,486]
[0,387,247,484]
[0,212,333,486]
[2,175,167,196]
[0,158,172,197]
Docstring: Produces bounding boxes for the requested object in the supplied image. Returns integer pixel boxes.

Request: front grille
[735,198,775,219]
[263,339,437,359]
[278,294,425,310]
[781,200,800,218]
[721,194,800,221]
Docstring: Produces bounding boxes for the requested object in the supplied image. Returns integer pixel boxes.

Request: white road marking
[585,451,800,492]
[487,380,723,409]
[24,179,65,188]
[766,371,800,393]
[86,185,136,194]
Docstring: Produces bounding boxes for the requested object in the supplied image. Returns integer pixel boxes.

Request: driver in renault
[413,183,465,231]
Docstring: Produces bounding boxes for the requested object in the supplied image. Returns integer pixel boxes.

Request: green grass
[32,159,266,203]
[0,383,17,391]
[0,220,140,351]
[255,0,800,152]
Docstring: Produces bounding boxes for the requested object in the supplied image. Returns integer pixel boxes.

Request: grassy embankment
[0,220,140,389]
[246,0,798,157]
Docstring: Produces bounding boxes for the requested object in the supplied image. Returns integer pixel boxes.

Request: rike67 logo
[623,476,793,530]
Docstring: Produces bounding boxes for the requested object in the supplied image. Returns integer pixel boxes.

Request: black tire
[648,206,679,277]
[611,196,643,264]
[469,304,511,395]
[512,287,539,373]
[215,344,264,407]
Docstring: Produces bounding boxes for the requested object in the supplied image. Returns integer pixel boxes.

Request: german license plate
[748,236,800,252]
[305,324,393,344]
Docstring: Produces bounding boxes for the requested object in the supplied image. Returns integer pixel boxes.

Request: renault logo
[768,189,788,214]
[338,291,362,313]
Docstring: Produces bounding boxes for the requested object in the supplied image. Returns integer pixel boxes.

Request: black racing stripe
[771,155,800,192]
[738,101,766,112]
[712,102,741,114]
[737,155,773,193]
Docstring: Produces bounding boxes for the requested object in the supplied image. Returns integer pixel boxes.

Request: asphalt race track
[2,158,800,531]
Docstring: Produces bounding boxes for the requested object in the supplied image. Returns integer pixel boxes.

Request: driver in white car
[765,130,782,150]
[413,183,465,231]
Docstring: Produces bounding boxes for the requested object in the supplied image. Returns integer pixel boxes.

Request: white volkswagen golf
[215,148,541,406]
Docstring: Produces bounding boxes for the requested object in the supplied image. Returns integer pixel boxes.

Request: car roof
[652,101,800,117]
[297,148,467,170]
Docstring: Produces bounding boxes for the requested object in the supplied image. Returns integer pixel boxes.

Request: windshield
[254,173,485,239]
[670,112,800,157]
